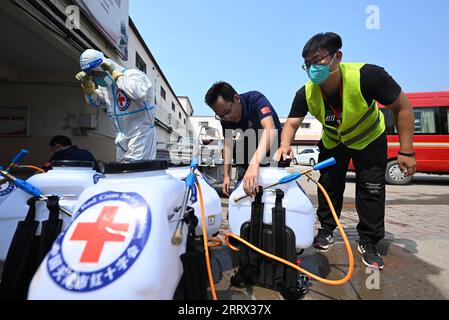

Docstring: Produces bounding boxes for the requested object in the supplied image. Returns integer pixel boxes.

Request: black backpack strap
[234,187,264,285]
[173,207,208,300]
[0,197,40,300]
[272,189,286,258]
[271,189,290,297]
[38,196,63,264]
[246,188,264,283]
[248,188,264,265]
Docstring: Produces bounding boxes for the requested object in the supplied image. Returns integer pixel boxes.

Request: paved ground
[208,169,449,300]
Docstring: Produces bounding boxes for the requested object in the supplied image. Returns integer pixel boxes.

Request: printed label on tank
[0,181,15,197]
[47,191,151,292]
[93,174,105,184]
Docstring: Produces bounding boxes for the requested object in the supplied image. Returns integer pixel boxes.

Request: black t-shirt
[221,91,282,132]
[220,91,283,168]
[289,64,402,127]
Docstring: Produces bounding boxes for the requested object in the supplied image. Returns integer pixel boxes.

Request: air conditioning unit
[79,113,98,129]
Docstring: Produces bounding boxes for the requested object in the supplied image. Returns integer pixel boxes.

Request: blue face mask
[308,64,330,85]
[307,54,337,85]
[94,74,114,87]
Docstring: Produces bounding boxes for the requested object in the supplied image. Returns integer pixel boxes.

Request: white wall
[127,28,188,144]
[178,97,194,136]
[178,97,194,116]
[0,82,115,165]
[279,117,322,142]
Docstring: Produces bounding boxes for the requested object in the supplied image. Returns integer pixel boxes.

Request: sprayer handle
[13,178,43,197]
[185,172,196,188]
[190,158,199,170]
[279,172,302,185]
[171,226,183,245]
[11,149,29,166]
[313,157,337,171]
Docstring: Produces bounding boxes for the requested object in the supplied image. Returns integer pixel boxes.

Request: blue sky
[130,0,449,117]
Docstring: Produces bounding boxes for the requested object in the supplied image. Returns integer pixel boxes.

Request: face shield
[80,50,113,87]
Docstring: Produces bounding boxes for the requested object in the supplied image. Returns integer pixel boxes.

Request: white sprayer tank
[228,167,316,250]
[166,167,222,236]
[28,161,190,300]
[0,161,102,262]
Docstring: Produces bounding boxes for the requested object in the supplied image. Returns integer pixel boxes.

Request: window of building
[135,52,147,74]
[300,123,311,129]
[168,113,172,125]
[179,112,182,119]
[199,121,209,127]
[184,119,186,125]
[161,87,166,100]
[172,102,175,111]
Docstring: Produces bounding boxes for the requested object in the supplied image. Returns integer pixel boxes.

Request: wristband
[398,151,415,158]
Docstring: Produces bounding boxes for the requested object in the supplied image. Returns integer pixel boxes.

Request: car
[293,147,320,166]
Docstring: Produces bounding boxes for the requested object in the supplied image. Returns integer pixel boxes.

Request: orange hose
[1,165,44,184]
[195,181,218,300]
[225,172,354,286]
[20,165,46,173]
[207,239,223,248]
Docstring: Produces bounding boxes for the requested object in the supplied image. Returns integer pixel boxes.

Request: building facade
[0,0,190,166]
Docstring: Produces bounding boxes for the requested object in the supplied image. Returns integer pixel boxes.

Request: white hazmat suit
[77,49,157,162]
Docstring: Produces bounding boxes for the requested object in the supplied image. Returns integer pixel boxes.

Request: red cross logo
[118,93,126,107]
[70,206,130,263]
[117,91,130,111]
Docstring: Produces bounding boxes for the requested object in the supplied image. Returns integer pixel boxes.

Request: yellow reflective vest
[305,62,385,150]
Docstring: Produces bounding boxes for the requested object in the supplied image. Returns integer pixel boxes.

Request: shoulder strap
[271,189,292,297]
[38,196,63,263]
[0,197,40,299]
[272,189,286,258]
[247,187,264,270]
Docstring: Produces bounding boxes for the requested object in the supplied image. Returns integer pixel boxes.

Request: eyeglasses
[214,102,234,121]
[302,52,335,72]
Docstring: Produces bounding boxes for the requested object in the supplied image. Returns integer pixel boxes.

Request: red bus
[351,91,449,185]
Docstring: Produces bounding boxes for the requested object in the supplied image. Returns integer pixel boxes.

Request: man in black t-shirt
[274,32,416,270]
[289,64,405,125]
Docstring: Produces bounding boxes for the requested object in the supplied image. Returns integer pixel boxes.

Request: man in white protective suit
[75,49,157,162]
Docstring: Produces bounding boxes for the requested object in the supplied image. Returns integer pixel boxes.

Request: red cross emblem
[118,93,126,106]
[70,206,129,263]
[117,90,130,111]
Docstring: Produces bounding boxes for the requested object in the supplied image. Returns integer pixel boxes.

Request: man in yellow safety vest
[274,32,416,270]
